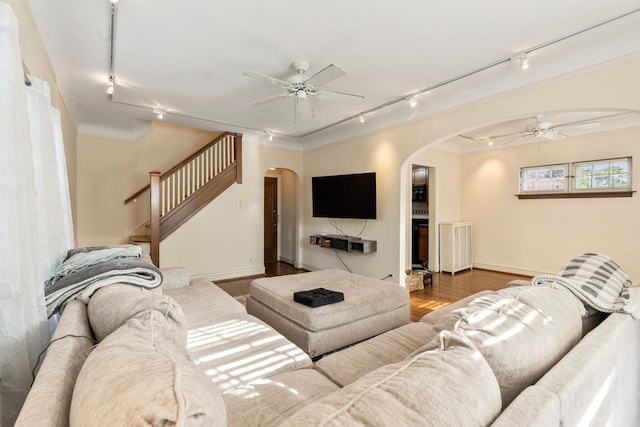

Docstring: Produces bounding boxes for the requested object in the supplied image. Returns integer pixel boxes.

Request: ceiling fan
[487,115,601,145]
[243,60,364,126]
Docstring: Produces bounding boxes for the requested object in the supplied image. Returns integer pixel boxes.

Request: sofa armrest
[15,301,95,427]
[160,267,191,290]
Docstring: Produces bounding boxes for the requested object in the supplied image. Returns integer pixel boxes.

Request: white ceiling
[26,1,640,150]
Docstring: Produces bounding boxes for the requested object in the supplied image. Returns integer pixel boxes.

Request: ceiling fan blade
[305,64,346,88]
[294,97,314,127]
[553,120,601,131]
[317,90,365,105]
[246,93,289,108]
[502,133,532,146]
[487,130,530,140]
[242,71,291,88]
[543,130,567,141]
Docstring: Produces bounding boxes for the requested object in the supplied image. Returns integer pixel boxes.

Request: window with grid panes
[520,164,568,193]
[574,157,631,192]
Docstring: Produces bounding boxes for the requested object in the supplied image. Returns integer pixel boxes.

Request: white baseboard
[191,266,265,282]
[299,263,320,272]
[76,238,129,248]
[472,262,549,277]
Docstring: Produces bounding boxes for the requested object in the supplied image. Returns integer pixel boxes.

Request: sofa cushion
[87,284,186,343]
[164,278,246,327]
[419,289,494,326]
[280,331,501,427]
[314,321,436,386]
[70,309,226,427]
[223,369,340,427]
[186,312,313,394]
[427,285,583,408]
[160,266,191,290]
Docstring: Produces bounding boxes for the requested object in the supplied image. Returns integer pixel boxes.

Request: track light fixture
[510,53,531,70]
[152,108,165,120]
[264,131,275,141]
[107,75,114,95]
[407,96,418,108]
[359,115,365,123]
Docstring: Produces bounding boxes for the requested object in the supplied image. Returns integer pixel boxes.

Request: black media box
[293,288,345,307]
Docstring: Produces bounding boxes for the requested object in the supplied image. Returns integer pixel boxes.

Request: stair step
[130,234,151,243]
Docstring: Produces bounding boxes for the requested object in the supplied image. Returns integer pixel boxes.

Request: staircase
[125,132,242,266]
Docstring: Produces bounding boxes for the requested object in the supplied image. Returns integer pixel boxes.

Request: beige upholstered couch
[16,268,640,426]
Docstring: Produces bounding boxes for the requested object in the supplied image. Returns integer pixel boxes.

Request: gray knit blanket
[532,252,640,318]
[45,246,162,317]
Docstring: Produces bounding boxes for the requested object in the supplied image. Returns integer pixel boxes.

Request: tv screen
[312,172,376,219]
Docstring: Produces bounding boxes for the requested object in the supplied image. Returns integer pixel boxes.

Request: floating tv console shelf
[309,234,377,253]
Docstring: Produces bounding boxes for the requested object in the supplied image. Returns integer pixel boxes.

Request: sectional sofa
[16,262,640,426]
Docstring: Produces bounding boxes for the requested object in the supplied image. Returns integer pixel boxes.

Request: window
[520,164,568,193]
[574,157,631,191]
[519,157,633,199]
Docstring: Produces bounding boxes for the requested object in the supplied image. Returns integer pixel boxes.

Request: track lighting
[408,96,418,108]
[106,75,114,95]
[487,140,494,146]
[510,53,531,70]
[264,131,274,141]
[359,115,365,123]
[152,108,164,120]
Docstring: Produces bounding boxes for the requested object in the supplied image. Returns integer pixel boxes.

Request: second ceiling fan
[243,60,365,126]
[489,115,601,145]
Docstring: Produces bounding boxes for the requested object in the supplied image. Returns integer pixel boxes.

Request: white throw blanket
[532,252,640,318]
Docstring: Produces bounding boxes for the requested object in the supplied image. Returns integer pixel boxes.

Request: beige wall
[4,0,79,240]
[300,53,640,283]
[160,143,304,280]
[461,128,640,278]
[76,123,219,246]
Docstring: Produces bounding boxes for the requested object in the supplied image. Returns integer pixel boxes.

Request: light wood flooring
[215,262,531,322]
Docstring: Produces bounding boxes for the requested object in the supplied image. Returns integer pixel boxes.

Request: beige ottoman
[246,269,410,357]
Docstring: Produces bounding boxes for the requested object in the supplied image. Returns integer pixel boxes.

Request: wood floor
[215,262,531,322]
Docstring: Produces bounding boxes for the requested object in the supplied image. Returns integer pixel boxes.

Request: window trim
[519,163,569,194]
[517,191,634,200]
[518,156,633,200]
[572,156,632,193]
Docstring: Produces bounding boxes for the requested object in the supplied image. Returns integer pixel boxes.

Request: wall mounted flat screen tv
[312,172,376,219]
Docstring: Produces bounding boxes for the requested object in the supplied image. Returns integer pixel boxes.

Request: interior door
[264,177,278,264]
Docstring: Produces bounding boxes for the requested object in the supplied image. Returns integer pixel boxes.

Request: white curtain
[0,4,74,425]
